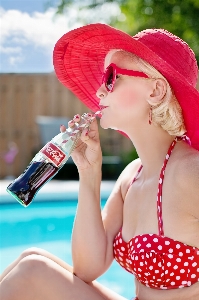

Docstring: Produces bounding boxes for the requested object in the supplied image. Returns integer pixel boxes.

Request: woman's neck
[127,125,175,179]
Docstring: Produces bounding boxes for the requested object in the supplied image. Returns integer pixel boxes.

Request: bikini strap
[128,135,190,236]
[129,165,143,189]
[157,134,190,236]
[176,134,191,145]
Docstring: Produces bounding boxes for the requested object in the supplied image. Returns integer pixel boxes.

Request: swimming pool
[0,192,135,298]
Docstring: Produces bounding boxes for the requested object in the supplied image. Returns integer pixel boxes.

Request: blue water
[0,200,135,298]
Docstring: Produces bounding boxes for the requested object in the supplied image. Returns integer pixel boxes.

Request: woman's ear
[149,78,167,103]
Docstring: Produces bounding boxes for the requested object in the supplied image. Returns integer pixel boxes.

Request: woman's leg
[0,248,127,300]
[0,247,73,282]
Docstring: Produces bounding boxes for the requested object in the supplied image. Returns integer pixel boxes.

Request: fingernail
[74,114,80,119]
[85,131,89,136]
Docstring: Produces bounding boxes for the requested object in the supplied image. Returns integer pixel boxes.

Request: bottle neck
[71,113,95,134]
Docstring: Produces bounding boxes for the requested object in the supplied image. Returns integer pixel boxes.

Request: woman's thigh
[21,248,129,299]
[0,246,73,282]
[1,252,128,300]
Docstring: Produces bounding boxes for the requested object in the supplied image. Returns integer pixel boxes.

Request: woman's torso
[114,139,199,299]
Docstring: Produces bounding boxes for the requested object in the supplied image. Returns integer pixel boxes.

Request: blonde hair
[108,50,186,136]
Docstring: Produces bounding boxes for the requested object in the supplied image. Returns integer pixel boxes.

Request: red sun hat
[53,23,199,151]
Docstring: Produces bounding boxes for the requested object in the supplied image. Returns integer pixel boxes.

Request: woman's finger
[86,117,100,140]
[81,129,90,144]
[73,114,81,122]
[80,128,99,150]
[60,124,66,133]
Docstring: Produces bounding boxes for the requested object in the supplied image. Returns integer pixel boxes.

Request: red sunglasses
[102,63,149,92]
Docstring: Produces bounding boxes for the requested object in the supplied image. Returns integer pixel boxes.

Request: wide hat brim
[53,23,199,151]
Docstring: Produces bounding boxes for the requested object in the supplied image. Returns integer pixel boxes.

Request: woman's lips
[99,105,108,110]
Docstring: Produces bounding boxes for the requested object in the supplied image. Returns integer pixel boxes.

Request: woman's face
[96,51,155,133]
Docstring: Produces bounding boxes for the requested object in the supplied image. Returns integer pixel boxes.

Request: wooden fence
[0,73,132,179]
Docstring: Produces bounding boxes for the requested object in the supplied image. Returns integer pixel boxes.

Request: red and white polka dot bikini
[113,137,199,297]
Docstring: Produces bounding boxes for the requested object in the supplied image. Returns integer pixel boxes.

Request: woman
[1,24,199,300]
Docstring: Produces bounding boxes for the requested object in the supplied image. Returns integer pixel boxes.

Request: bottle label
[40,142,66,167]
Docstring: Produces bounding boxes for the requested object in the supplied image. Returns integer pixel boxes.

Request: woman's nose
[96,84,107,99]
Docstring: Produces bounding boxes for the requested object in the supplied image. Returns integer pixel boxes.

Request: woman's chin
[99,119,118,130]
[100,118,110,130]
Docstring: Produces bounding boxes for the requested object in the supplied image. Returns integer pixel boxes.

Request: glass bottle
[6,112,100,207]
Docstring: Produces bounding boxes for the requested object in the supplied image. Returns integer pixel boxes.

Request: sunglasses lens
[105,65,114,91]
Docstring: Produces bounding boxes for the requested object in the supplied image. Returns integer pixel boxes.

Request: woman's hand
[60,114,102,172]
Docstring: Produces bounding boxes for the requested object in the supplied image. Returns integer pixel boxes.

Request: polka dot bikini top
[113,137,199,290]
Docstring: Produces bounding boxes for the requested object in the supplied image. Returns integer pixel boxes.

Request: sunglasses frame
[102,63,149,92]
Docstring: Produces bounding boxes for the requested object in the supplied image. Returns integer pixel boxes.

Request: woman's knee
[18,254,50,280]
[0,255,51,299]
[19,247,46,260]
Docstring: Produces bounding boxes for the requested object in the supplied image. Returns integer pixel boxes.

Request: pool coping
[0,180,115,204]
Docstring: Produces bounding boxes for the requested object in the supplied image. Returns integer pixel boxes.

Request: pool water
[0,201,135,298]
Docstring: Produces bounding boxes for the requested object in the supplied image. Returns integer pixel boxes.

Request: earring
[149,106,152,125]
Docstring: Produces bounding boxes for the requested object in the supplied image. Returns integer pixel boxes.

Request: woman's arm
[72,166,124,282]
[72,156,141,282]
[66,116,123,282]
[67,114,140,282]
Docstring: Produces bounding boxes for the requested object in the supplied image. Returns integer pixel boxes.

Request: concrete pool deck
[0,180,115,204]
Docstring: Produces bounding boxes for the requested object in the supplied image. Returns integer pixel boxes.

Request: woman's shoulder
[118,158,142,200]
[121,157,142,179]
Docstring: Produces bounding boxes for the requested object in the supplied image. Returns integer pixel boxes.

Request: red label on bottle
[40,142,66,167]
